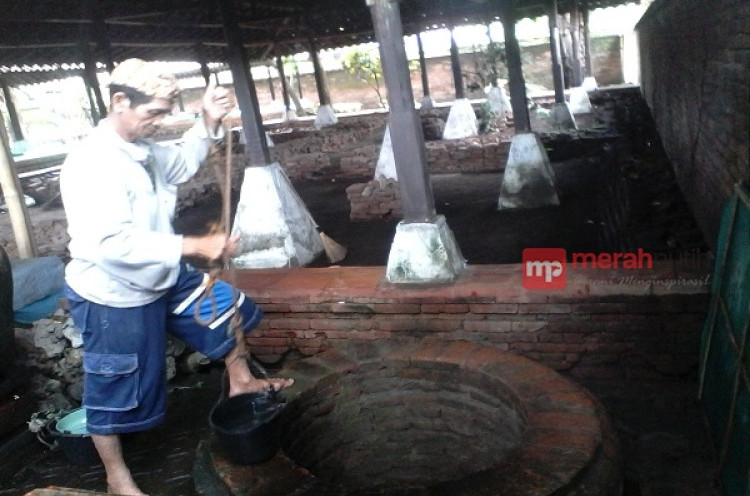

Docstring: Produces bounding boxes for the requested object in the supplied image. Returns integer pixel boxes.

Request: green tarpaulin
[699,183,750,496]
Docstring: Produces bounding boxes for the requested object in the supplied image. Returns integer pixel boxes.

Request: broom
[318,230,347,264]
[281,171,348,264]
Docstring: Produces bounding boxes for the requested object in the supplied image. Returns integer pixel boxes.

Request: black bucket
[44,409,100,466]
[209,387,285,465]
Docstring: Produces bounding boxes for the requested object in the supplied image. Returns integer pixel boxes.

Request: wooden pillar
[218,0,270,166]
[367,0,436,222]
[266,66,276,100]
[81,76,99,125]
[309,38,331,106]
[81,42,107,123]
[416,32,431,99]
[501,3,531,132]
[87,0,115,72]
[449,26,465,99]
[570,0,584,86]
[487,24,499,88]
[0,79,24,141]
[293,65,302,98]
[548,0,566,103]
[582,0,592,76]
[276,56,292,113]
[0,113,36,258]
[195,43,212,85]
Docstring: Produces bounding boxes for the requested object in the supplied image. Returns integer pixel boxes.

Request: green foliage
[476,101,499,134]
[464,41,508,93]
[341,48,386,108]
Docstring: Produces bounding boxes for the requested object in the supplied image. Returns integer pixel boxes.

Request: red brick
[288,303,334,313]
[245,336,291,347]
[258,303,291,312]
[518,304,572,314]
[462,320,512,332]
[321,330,391,340]
[268,318,310,330]
[372,303,422,314]
[309,319,370,331]
[420,303,470,313]
[469,303,519,314]
[511,321,548,332]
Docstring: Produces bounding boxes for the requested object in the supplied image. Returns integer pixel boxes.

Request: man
[61,58,292,495]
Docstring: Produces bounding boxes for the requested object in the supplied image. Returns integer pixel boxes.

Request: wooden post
[487,24,499,88]
[582,0,593,77]
[87,0,115,73]
[195,43,212,85]
[218,0,271,167]
[0,78,24,142]
[81,76,100,125]
[570,0,584,86]
[449,25,465,99]
[0,112,36,258]
[416,32,431,99]
[276,56,292,113]
[548,0,566,103]
[266,66,276,100]
[501,3,531,133]
[81,42,107,123]
[309,37,332,107]
[367,0,436,222]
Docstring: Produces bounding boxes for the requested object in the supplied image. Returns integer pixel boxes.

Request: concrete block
[487,86,512,115]
[385,215,466,284]
[231,163,323,268]
[569,87,593,114]
[442,99,478,140]
[498,133,560,210]
[551,102,578,130]
[375,124,398,182]
[314,104,338,129]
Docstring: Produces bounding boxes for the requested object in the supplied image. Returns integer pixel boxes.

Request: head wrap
[109,58,179,100]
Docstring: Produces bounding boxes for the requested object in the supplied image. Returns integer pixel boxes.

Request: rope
[192,125,246,354]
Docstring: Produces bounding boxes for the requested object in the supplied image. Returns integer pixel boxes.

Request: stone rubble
[14,307,194,414]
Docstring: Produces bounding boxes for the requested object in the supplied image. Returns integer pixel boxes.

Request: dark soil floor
[174,160,605,268]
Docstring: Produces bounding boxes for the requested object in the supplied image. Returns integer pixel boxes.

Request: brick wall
[249,35,626,114]
[636,0,750,249]
[235,263,710,383]
[267,111,512,184]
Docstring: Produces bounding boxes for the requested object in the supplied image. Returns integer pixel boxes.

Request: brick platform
[234,262,710,382]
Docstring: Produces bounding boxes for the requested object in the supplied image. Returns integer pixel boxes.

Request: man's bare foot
[228,377,294,397]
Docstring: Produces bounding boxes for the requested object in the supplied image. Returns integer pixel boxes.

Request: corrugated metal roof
[0,0,639,86]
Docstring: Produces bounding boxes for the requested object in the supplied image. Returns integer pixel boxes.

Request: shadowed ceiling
[0,0,637,85]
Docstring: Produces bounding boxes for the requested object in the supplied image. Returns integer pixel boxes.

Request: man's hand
[202,80,234,134]
[182,233,239,262]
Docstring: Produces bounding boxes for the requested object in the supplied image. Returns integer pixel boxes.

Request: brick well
[199,339,622,495]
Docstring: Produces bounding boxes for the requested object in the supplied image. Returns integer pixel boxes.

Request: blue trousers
[65,264,263,435]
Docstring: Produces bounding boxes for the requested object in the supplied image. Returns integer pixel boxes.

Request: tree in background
[341,48,386,108]
[464,41,507,93]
